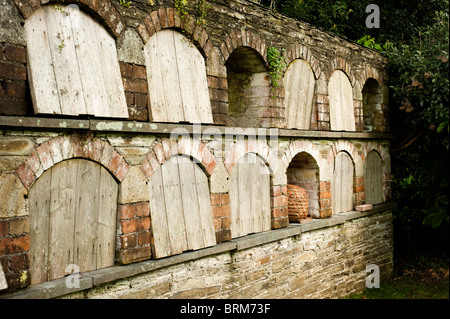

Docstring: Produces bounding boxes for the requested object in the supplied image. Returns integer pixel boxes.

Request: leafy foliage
[260,0,450,258]
[267,46,286,93]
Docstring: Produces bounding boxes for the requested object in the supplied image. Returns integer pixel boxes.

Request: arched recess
[226,46,271,127]
[284,59,316,129]
[229,153,271,238]
[365,150,383,204]
[29,159,118,285]
[328,70,355,131]
[332,151,354,214]
[148,155,216,259]
[24,4,128,118]
[362,78,383,132]
[144,29,213,124]
[286,152,320,218]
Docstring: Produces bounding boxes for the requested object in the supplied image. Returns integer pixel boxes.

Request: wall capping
[0,202,395,299]
[0,116,394,140]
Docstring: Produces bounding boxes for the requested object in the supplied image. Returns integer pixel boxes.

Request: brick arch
[362,141,389,164]
[136,8,214,63]
[140,138,217,181]
[361,65,385,87]
[224,140,277,176]
[15,135,130,190]
[326,57,356,87]
[219,29,268,65]
[329,140,360,167]
[281,140,327,179]
[13,0,125,38]
[284,44,321,80]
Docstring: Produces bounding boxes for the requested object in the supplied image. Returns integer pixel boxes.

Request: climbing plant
[174,0,210,26]
[267,46,286,94]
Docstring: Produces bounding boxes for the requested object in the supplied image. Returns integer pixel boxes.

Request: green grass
[346,257,449,299]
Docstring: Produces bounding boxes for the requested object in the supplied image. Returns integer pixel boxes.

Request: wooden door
[144,29,213,124]
[284,59,315,129]
[24,5,128,118]
[149,155,216,259]
[328,70,355,131]
[365,151,383,204]
[332,152,354,214]
[29,159,118,284]
[229,153,271,238]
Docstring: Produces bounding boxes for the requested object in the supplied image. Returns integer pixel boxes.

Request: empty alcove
[226,47,271,127]
[362,78,383,132]
[286,152,320,218]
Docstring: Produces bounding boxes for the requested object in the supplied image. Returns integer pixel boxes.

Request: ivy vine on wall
[267,46,286,95]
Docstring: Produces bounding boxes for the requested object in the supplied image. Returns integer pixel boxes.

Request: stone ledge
[0,202,395,299]
[0,116,394,140]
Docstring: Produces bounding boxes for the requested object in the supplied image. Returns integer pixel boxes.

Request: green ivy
[175,0,189,19]
[118,0,131,8]
[267,46,286,94]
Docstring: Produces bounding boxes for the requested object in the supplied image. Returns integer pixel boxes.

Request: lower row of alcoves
[2,205,395,299]
[22,146,385,287]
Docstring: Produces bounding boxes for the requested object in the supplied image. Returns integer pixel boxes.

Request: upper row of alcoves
[24,4,388,133]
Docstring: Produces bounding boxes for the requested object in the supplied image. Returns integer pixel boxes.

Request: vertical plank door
[365,151,383,205]
[25,5,128,118]
[144,29,213,124]
[332,152,354,214]
[328,70,355,131]
[28,159,118,284]
[229,153,271,238]
[284,59,315,130]
[149,155,216,259]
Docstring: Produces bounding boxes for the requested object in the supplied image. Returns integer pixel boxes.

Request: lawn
[346,257,449,299]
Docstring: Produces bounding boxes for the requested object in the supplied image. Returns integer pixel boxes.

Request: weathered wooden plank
[73,160,100,273]
[145,33,168,122]
[161,156,188,255]
[251,155,262,234]
[177,155,204,251]
[48,160,77,281]
[365,151,383,204]
[193,158,216,247]
[29,167,52,285]
[43,6,86,116]
[95,19,129,118]
[284,61,298,129]
[149,165,172,258]
[174,33,200,124]
[69,7,110,117]
[189,39,213,124]
[24,9,61,115]
[284,60,315,129]
[157,30,185,122]
[259,160,271,232]
[239,158,252,236]
[96,165,118,269]
[229,160,240,238]
[332,152,354,214]
[329,70,355,131]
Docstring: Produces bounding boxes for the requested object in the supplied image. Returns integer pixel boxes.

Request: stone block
[118,166,149,204]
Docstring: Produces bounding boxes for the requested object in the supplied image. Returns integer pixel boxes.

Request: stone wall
[3,208,394,299]
[1,0,394,298]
